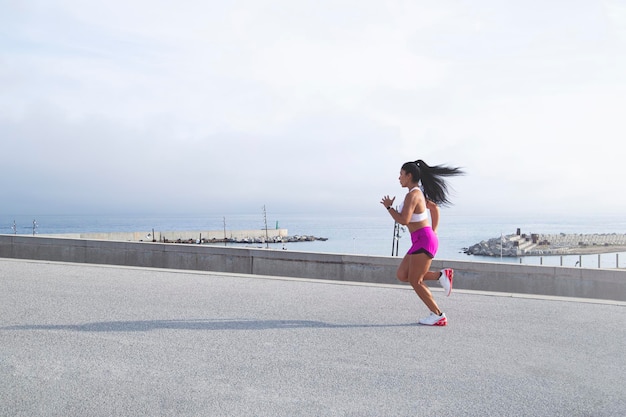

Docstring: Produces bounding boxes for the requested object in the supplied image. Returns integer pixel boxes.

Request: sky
[1,0,625,218]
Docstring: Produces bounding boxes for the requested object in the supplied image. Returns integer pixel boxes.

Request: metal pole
[396,223,401,256]
[223,217,227,246]
[263,205,269,249]
[396,224,400,256]
[598,254,601,268]
[393,223,398,256]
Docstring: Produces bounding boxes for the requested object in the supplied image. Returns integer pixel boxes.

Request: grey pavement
[1,258,625,417]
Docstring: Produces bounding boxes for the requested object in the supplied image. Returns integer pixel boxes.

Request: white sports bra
[398,187,428,222]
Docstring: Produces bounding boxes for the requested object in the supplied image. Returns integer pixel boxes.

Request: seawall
[1,234,625,302]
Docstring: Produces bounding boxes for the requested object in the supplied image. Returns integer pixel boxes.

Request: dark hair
[401,159,464,206]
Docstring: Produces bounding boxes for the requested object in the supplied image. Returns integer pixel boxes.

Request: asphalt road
[1,258,625,417]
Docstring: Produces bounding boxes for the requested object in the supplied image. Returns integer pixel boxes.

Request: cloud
[1,0,625,217]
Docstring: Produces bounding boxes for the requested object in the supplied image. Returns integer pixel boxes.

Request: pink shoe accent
[434,316,447,326]
[442,268,454,297]
[419,312,448,326]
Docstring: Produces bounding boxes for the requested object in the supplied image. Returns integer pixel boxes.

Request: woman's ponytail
[403,159,464,206]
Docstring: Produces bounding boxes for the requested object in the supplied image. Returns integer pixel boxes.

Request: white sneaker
[439,268,453,297]
[418,312,447,326]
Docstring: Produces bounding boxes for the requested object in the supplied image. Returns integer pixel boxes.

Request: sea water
[2,212,626,269]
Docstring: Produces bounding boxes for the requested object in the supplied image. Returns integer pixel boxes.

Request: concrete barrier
[1,234,625,301]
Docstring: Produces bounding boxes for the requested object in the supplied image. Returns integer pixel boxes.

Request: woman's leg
[399,227,441,283]
[396,255,411,282]
[396,256,440,282]
[400,253,442,315]
[423,271,442,280]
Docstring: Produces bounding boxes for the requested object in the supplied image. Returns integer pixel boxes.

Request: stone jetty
[465,229,626,257]
[168,235,327,245]
[40,229,327,246]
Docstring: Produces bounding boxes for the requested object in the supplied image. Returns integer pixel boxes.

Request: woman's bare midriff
[406,219,430,233]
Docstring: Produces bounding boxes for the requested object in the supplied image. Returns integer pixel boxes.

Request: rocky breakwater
[465,229,626,257]
[224,235,328,245]
[168,235,328,245]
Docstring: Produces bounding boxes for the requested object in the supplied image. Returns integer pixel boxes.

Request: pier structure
[38,229,290,244]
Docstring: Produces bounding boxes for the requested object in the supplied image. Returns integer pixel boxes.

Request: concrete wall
[1,234,625,302]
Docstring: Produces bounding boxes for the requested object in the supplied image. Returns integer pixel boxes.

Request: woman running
[381,159,464,326]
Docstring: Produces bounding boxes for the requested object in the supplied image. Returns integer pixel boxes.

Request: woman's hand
[380,195,395,209]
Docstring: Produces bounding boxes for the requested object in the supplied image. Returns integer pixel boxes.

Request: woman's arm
[381,193,418,226]
[426,199,440,232]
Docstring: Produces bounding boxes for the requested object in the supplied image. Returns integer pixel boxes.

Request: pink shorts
[407,227,438,258]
